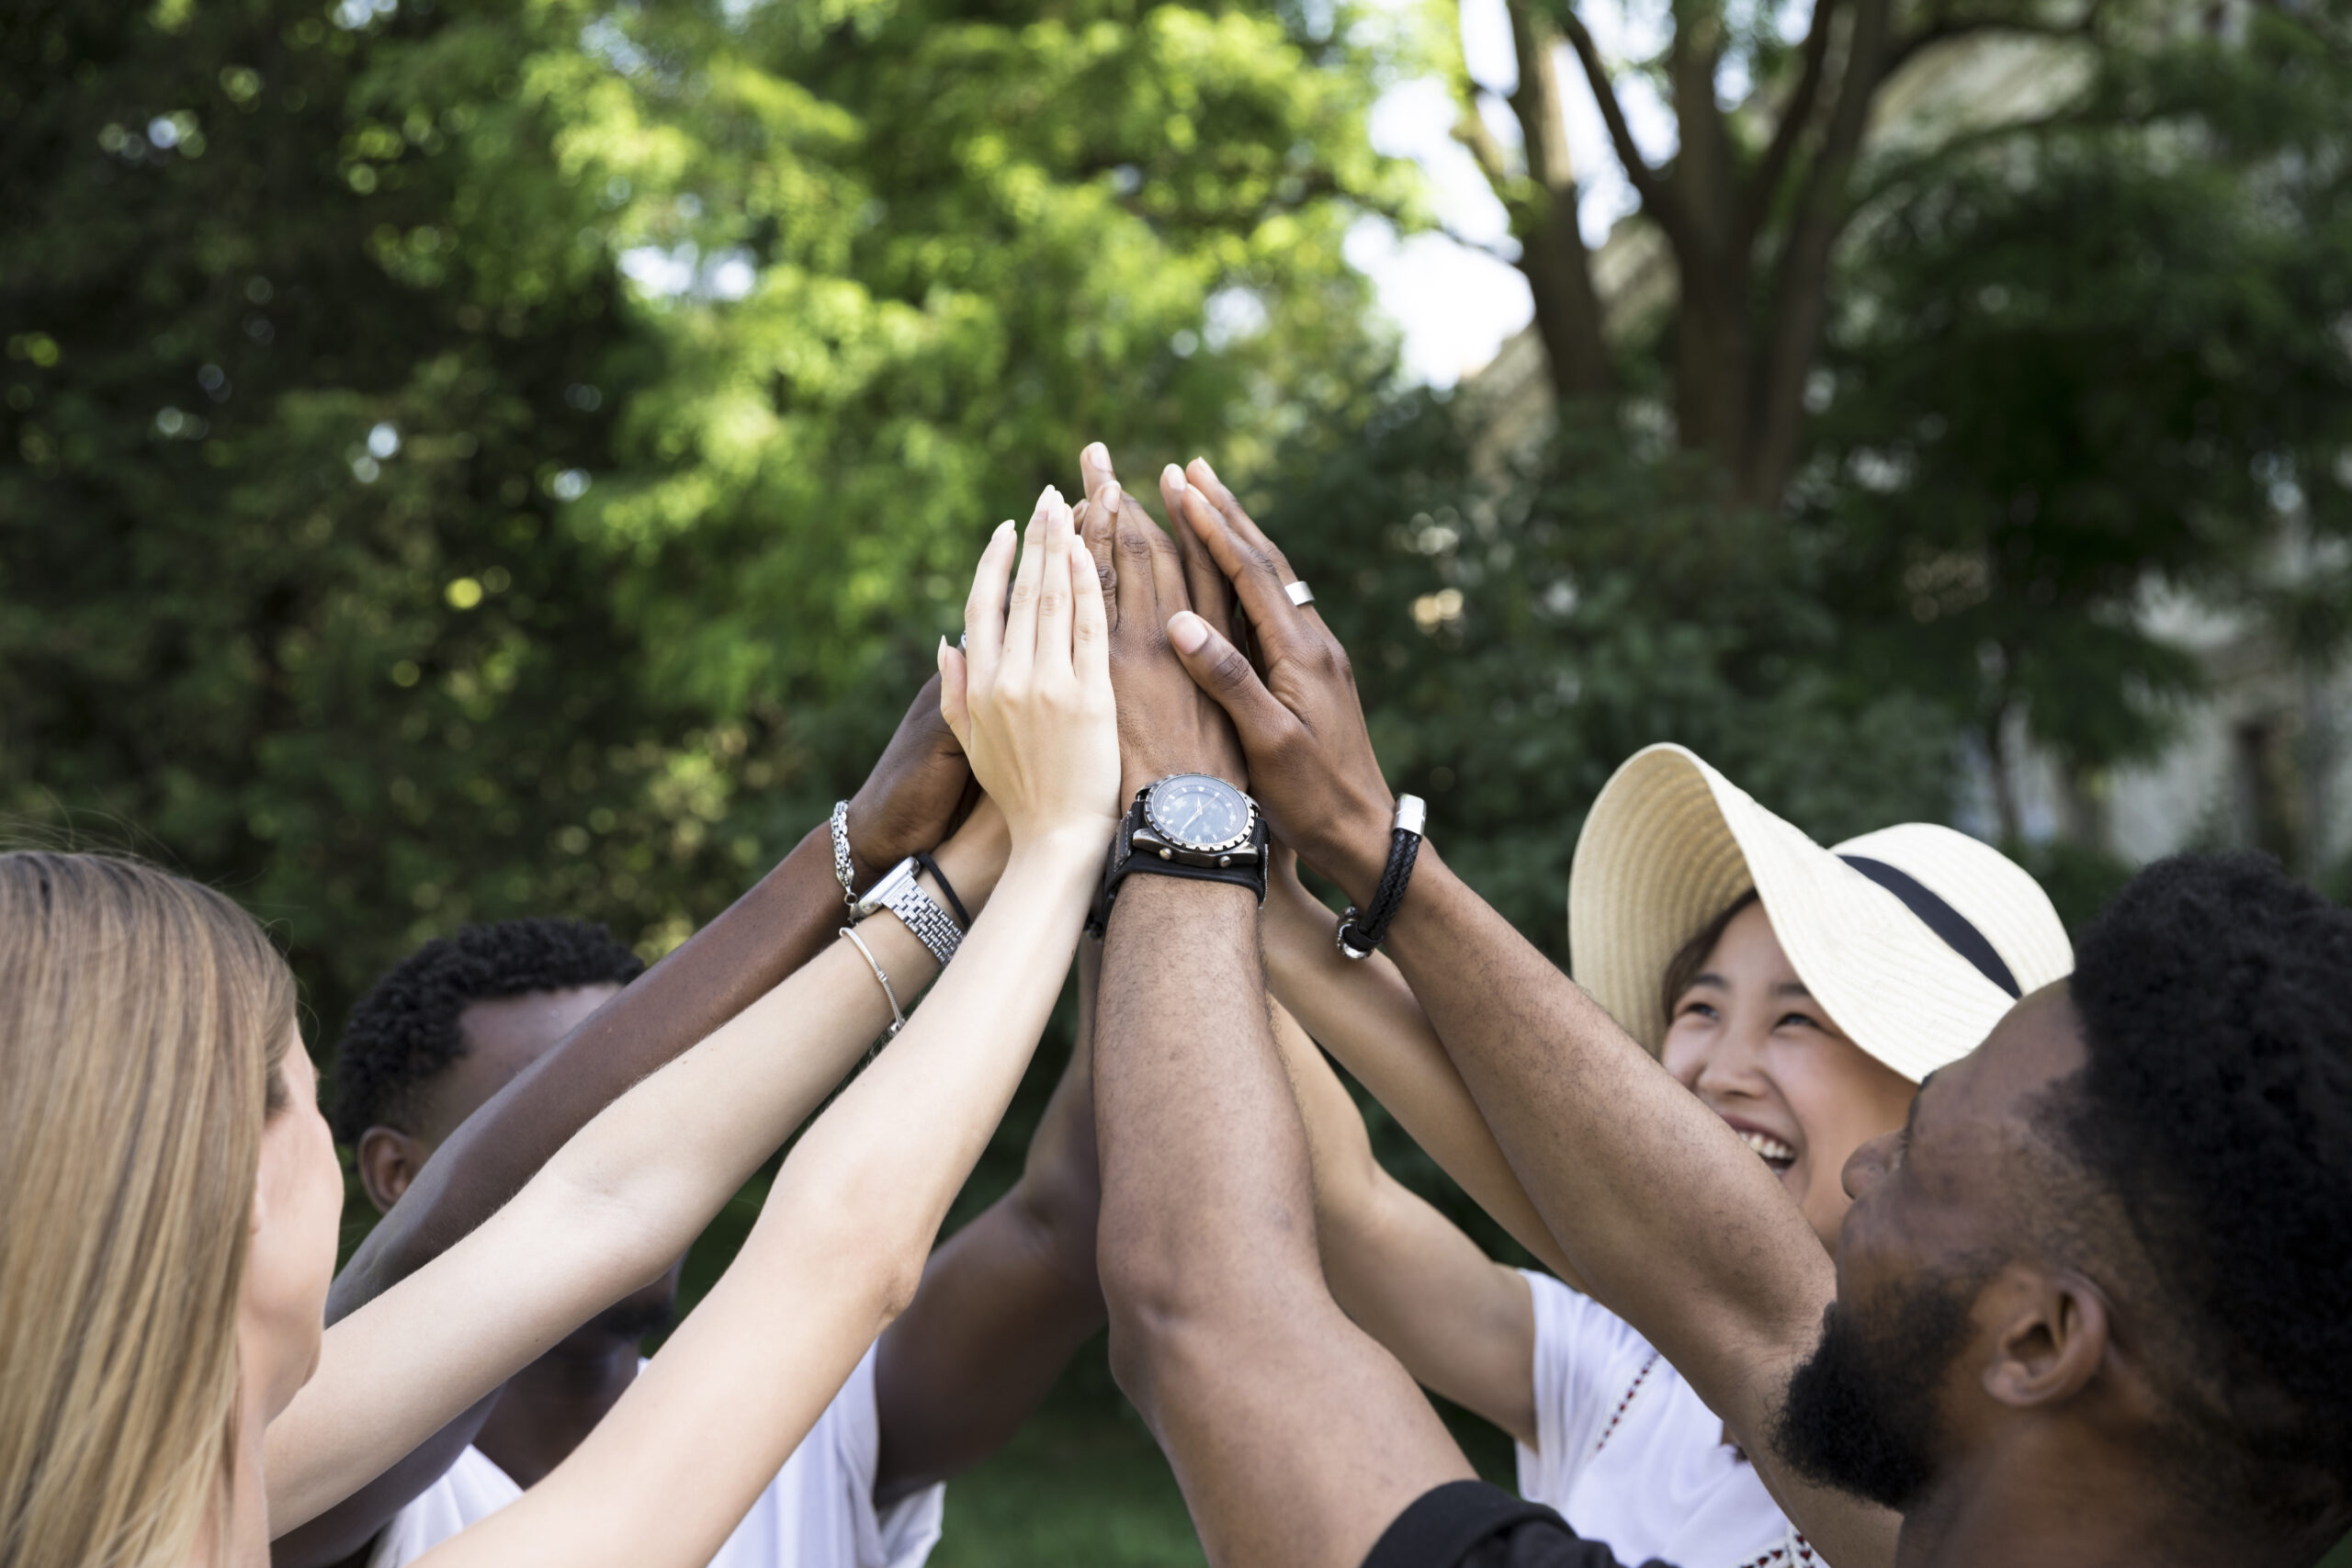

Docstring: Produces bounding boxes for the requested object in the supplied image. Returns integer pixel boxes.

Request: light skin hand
[1159,457,1394,901]
[938,485,1121,852]
[1072,442,1246,797]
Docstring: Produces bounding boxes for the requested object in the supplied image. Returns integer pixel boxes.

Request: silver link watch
[854,856,964,967]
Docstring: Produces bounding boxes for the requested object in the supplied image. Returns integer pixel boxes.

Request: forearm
[1095,878,1306,1348]
[1093,874,1470,1568]
[1263,886,1580,1286]
[1378,847,1833,1398]
[873,940,1105,1498]
[1268,1002,1539,1446]
[329,824,850,1319]
[419,840,1097,1568]
[270,828,1007,1534]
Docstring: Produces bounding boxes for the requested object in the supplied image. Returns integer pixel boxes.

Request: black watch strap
[1087,787,1268,936]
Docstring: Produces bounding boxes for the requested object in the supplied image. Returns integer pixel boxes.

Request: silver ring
[1284,581,1315,607]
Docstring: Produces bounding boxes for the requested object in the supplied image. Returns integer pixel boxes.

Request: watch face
[1145,774,1252,852]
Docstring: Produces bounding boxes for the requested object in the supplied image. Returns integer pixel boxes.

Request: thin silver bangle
[829,801,858,911]
[839,926,905,1040]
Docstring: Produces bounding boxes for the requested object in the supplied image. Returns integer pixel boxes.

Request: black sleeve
[1364,1481,1674,1568]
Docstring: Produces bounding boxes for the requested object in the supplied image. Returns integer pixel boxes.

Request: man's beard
[1771,1268,1983,1512]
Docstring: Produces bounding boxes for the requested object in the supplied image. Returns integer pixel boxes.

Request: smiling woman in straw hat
[1260,741,2073,1568]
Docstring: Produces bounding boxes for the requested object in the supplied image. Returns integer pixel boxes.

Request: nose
[1686,1017,1770,1100]
[1843,1130,1897,1200]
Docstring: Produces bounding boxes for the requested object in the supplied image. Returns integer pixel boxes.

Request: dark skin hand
[1073,442,1248,798]
[1080,442,1472,1568]
[276,678,974,1568]
[1155,461,1898,1568]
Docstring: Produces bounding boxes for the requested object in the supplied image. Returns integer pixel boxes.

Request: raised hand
[938,487,1120,851]
[1071,442,1246,800]
[842,673,976,886]
[1158,457,1396,905]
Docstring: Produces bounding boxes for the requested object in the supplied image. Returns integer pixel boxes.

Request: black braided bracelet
[1336,795,1428,960]
[913,850,972,930]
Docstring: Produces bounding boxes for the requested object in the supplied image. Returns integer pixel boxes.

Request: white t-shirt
[368,1345,944,1568]
[1514,1271,1818,1568]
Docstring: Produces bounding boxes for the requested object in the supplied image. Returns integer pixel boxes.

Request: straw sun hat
[1567,744,2075,1084]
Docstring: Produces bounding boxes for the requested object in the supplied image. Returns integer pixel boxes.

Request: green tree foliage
[1264,394,1954,961]
[1253,390,1951,1262]
[0,0,1417,1057]
[1808,8,2352,839]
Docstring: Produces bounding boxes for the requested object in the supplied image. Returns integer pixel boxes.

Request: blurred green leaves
[0,0,1418,1043]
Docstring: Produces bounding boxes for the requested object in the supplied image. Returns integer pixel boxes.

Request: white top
[1513,1272,1817,1568]
[368,1345,944,1568]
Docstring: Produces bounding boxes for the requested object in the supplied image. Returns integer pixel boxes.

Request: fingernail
[1084,441,1109,468]
[1193,457,1218,484]
[1162,464,1186,494]
[1168,611,1208,655]
[1098,479,1121,514]
[996,519,1014,536]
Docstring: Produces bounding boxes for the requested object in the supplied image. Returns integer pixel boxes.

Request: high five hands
[1074,444,1399,908]
[938,486,1122,853]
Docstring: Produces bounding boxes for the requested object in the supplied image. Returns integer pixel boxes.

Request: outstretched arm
[1158,458,1898,1568]
[870,938,1105,1500]
[277,681,975,1567]
[1266,1001,1539,1448]
[1082,455,1471,1568]
[267,802,1011,1534]
[1262,851,1579,1287]
[414,485,1119,1568]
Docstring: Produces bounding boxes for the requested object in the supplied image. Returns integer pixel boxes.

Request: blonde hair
[0,853,296,1568]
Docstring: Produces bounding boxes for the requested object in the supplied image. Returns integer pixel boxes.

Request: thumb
[1167,611,1295,750]
[937,636,972,750]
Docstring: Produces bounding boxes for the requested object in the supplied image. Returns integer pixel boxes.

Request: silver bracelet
[829,801,857,911]
[839,926,905,1040]
[854,856,964,967]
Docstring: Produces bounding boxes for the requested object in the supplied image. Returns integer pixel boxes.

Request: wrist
[931,812,1013,911]
[1308,799,1397,908]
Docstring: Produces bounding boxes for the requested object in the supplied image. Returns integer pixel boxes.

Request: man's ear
[356,1125,431,1213]
[1980,1264,2110,1411]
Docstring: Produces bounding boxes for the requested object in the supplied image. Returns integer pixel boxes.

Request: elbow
[776,1168,934,1332]
[1008,1159,1103,1296]
[1096,1218,1221,1422]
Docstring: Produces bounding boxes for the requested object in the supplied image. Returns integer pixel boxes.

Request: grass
[929,1337,1516,1568]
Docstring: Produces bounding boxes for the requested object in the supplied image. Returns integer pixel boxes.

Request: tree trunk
[1505,0,1613,400]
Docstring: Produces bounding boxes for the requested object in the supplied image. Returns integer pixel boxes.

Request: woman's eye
[1676,1001,1719,1021]
[1776,1011,1822,1032]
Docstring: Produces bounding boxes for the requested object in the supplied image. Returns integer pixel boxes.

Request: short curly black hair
[331,919,645,1145]
[2049,852,2352,1547]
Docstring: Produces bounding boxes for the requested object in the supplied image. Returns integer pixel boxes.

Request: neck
[186,1366,276,1568]
[1896,1433,2278,1568]
[471,1338,640,1488]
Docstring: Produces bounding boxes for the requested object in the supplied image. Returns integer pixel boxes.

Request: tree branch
[1735,0,1841,254]
[1545,1,1694,253]
[1743,0,1893,502]
[1437,223,1525,265]
[1882,0,2108,83]
[1452,91,1519,193]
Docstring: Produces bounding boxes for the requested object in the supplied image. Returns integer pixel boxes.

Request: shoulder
[1520,1270,1654,1369]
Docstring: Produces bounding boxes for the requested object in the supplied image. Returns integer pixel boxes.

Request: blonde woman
[1261,745,2075,1568]
[0,489,1117,1568]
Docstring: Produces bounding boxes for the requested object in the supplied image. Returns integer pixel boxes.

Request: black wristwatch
[1087,773,1269,935]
